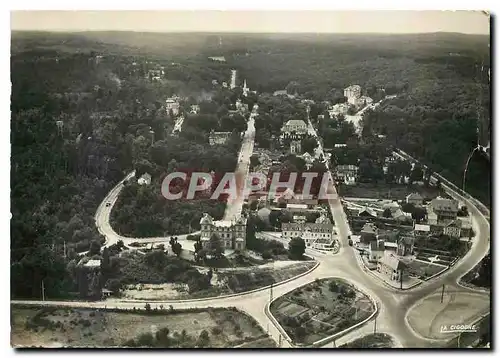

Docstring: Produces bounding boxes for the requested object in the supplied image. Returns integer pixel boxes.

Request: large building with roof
[377,253,407,282]
[281,214,336,250]
[280,119,308,139]
[429,197,459,222]
[199,213,247,251]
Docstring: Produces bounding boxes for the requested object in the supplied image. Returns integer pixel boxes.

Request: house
[458,217,473,238]
[358,207,378,218]
[286,203,309,212]
[334,165,358,184]
[406,192,424,206]
[427,211,438,225]
[384,241,398,253]
[377,253,407,282]
[208,56,226,62]
[443,219,462,238]
[360,223,378,244]
[235,99,249,113]
[414,224,430,236]
[293,215,306,224]
[209,131,232,145]
[300,152,315,169]
[282,217,335,250]
[396,235,414,256]
[273,89,296,99]
[165,98,180,116]
[359,96,373,106]
[137,173,152,186]
[200,213,247,251]
[329,103,349,117]
[368,240,385,262]
[392,208,411,222]
[382,201,400,211]
[82,259,101,269]
[281,120,308,136]
[190,104,200,114]
[344,85,362,105]
[430,197,459,222]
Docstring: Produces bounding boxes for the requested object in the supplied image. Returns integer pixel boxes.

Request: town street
[15,99,490,349]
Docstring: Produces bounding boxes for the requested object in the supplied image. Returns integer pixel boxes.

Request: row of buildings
[281,213,337,251]
[355,194,472,283]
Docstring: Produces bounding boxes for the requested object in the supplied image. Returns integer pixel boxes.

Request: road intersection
[13,101,491,348]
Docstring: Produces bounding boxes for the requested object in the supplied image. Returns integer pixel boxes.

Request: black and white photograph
[8,9,491,349]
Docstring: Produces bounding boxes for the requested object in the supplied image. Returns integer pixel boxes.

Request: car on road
[348,239,353,246]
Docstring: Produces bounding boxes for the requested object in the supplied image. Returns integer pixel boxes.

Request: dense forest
[11,31,490,299]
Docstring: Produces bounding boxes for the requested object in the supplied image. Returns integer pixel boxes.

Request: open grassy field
[407,289,490,340]
[121,260,316,301]
[339,333,395,348]
[270,278,375,345]
[11,306,273,348]
[339,183,442,200]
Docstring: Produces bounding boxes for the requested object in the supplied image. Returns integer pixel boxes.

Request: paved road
[18,99,489,348]
[223,105,257,221]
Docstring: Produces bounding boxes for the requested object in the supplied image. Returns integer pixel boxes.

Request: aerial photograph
[10,10,491,349]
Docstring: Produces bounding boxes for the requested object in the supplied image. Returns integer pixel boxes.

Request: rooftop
[283,119,307,128]
[414,224,430,232]
[431,197,459,213]
[361,223,377,234]
[380,254,405,271]
[407,192,423,200]
[286,203,308,209]
[213,220,235,227]
[83,259,101,268]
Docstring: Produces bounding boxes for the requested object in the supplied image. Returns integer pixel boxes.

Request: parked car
[348,239,353,246]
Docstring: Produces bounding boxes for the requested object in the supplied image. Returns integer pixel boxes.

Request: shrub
[211,326,222,335]
[136,332,155,347]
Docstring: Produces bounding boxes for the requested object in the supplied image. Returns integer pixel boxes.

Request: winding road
[12,97,490,349]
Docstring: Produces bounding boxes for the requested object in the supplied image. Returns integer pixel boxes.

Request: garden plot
[270,278,375,345]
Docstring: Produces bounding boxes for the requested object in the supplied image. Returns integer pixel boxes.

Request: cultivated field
[270,278,375,345]
[401,258,447,280]
[11,306,273,348]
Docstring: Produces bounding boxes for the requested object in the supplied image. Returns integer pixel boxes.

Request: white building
[209,131,232,145]
[137,173,152,186]
[344,85,362,105]
[368,240,385,262]
[281,215,335,251]
[165,98,180,116]
[190,104,200,114]
[281,120,308,136]
[199,213,247,251]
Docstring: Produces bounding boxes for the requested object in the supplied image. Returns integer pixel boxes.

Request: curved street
[13,100,490,349]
